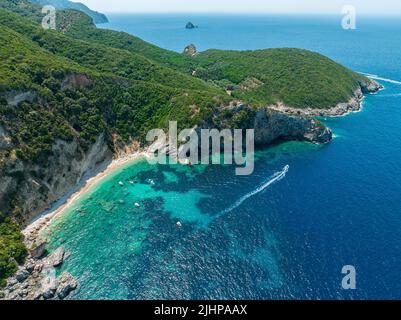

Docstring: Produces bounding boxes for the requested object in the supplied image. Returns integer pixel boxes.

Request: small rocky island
[186,21,198,29]
[0,0,384,300]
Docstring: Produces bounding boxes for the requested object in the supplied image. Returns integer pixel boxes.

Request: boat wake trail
[359,72,401,85]
[216,165,289,218]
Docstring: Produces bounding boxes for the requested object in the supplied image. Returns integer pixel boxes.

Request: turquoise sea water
[47,14,401,299]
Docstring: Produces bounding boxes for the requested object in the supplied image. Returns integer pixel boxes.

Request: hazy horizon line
[101,11,401,16]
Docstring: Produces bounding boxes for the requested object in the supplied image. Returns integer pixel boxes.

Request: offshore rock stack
[185,21,198,29]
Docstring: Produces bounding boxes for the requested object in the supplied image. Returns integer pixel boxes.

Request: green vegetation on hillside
[0,0,375,286]
[0,11,227,162]
[0,212,27,287]
[0,0,370,109]
[44,4,367,109]
[29,0,108,24]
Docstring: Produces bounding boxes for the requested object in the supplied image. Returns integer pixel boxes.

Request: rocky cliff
[0,133,113,226]
[269,78,383,117]
[210,104,332,146]
[0,102,330,228]
[29,0,108,24]
[253,108,332,145]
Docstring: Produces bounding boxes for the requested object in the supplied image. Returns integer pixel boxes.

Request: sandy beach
[23,151,147,244]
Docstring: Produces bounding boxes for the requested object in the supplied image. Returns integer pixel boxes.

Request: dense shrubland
[0,0,373,286]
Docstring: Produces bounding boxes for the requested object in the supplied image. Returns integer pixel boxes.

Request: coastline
[3,79,384,300]
[23,82,385,243]
[23,151,147,247]
[1,150,149,300]
[269,83,384,117]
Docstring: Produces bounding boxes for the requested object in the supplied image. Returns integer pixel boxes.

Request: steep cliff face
[0,134,112,226]
[253,108,332,145]
[210,104,332,146]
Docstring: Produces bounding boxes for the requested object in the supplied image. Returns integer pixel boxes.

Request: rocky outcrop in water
[45,247,65,267]
[183,44,198,56]
[185,22,197,29]
[0,247,77,300]
[210,104,332,145]
[56,272,78,299]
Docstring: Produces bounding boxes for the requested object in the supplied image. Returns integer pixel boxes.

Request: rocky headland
[183,44,198,56]
[0,0,385,300]
[269,79,383,117]
[0,242,77,300]
[185,22,197,29]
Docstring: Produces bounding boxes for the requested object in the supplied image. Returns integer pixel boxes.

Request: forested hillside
[0,0,378,286]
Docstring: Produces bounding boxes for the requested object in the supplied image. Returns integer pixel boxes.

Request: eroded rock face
[0,125,12,149]
[61,73,91,91]
[183,44,198,56]
[359,78,383,94]
[208,104,332,146]
[45,247,65,268]
[0,133,113,226]
[28,237,48,259]
[253,108,332,145]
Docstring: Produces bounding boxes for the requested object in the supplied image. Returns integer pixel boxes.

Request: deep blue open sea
[46,14,401,299]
